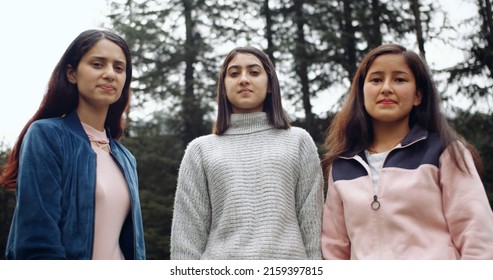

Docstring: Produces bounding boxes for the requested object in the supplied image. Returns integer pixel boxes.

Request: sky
[0,0,477,148]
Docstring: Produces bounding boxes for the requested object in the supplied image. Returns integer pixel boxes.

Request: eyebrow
[367,70,410,75]
[227,63,262,71]
[90,56,126,65]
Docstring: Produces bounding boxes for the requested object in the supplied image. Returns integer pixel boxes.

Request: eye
[250,70,260,76]
[92,62,104,68]
[114,65,125,73]
[395,77,408,83]
[228,71,240,77]
[369,77,381,83]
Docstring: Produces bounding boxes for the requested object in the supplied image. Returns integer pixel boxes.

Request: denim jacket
[6,111,146,259]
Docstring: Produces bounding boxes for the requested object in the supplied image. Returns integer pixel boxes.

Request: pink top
[82,122,131,260]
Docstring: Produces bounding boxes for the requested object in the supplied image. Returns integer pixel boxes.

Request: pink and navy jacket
[322,125,493,259]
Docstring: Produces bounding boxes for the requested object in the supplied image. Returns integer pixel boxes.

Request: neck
[370,121,410,153]
[76,106,108,132]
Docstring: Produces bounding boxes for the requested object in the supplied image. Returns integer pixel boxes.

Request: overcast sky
[0,0,476,148]
[0,0,108,147]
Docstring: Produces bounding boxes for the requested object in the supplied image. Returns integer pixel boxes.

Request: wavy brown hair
[0,29,133,190]
[213,46,290,134]
[322,43,483,176]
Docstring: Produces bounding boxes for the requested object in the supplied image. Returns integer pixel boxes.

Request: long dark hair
[0,29,132,190]
[213,46,290,134]
[322,43,482,176]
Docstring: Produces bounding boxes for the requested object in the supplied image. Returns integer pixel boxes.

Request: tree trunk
[293,0,315,135]
[410,0,427,61]
[263,0,276,65]
[182,0,203,145]
[370,0,383,48]
[341,0,357,78]
[480,0,493,78]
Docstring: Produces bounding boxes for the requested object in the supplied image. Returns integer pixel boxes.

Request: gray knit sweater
[170,112,324,259]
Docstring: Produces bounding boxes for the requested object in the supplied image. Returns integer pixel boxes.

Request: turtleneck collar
[223,112,273,135]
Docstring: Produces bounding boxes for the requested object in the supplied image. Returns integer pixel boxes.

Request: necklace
[91,140,110,152]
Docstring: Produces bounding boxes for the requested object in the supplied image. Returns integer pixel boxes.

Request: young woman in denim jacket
[0,29,145,260]
[321,43,493,259]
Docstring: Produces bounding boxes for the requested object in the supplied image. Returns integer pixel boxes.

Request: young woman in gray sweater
[170,46,324,260]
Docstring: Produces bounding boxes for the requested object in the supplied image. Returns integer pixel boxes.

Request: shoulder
[20,118,71,158]
[440,138,472,160]
[187,134,218,147]
[283,126,317,145]
[182,134,217,156]
[28,117,65,133]
[24,117,67,145]
[288,126,312,137]
[282,127,320,158]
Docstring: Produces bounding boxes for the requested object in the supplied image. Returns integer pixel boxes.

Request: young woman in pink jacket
[321,43,493,259]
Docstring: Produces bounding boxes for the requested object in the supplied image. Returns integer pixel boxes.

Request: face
[224,53,269,113]
[363,54,422,127]
[67,39,127,112]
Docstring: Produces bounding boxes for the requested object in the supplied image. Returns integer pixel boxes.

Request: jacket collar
[342,125,429,159]
[400,124,428,147]
[62,111,114,144]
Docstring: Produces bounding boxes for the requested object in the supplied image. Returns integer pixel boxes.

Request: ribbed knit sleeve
[170,140,211,260]
[294,128,324,259]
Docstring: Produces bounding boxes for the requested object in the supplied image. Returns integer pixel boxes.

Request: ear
[66,65,77,84]
[413,90,423,106]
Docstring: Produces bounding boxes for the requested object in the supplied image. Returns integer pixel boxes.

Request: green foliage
[108,0,220,144]
[121,133,183,260]
[0,189,14,260]
[446,0,493,104]
[0,142,14,260]
[450,110,493,209]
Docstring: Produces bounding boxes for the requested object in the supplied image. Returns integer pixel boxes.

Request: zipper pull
[371,195,380,210]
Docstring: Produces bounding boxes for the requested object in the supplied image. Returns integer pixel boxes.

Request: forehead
[368,54,411,73]
[83,39,126,63]
[228,52,263,68]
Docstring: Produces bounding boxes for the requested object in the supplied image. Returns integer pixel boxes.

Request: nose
[380,79,393,95]
[103,66,116,81]
[239,71,250,85]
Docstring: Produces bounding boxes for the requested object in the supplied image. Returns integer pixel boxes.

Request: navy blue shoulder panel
[385,132,444,170]
[332,157,368,181]
[332,132,444,181]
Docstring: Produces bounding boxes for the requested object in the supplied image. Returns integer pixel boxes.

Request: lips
[377,99,397,104]
[238,88,252,94]
[98,84,116,91]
